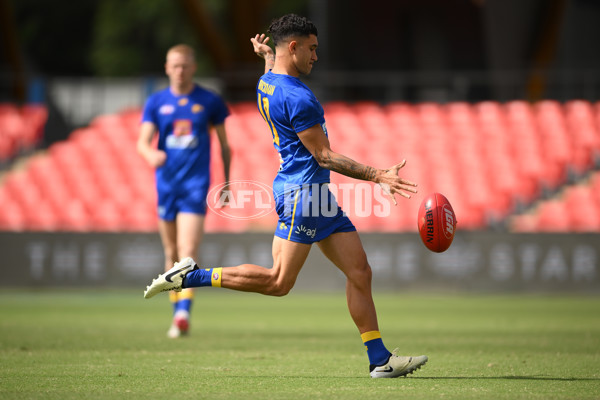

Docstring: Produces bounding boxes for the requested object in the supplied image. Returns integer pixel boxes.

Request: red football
[417,193,457,253]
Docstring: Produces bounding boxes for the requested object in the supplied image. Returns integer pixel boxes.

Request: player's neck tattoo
[265,54,275,72]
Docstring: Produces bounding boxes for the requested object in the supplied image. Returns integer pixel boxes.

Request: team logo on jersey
[173,119,191,136]
[159,104,175,115]
[192,104,204,113]
[166,119,197,148]
[178,98,189,106]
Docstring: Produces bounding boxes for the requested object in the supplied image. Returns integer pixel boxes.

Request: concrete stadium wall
[0,232,598,293]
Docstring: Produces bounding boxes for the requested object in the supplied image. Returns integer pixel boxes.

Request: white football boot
[167,323,181,339]
[144,257,198,299]
[370,348,428,378]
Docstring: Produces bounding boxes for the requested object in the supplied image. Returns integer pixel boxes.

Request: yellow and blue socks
[361,331,392,367]
[170,288,194,316]
[182,267,222,288]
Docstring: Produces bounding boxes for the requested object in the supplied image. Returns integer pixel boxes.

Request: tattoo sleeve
[317,149,379,182]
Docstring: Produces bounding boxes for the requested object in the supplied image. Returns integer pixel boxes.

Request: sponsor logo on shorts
[295,224,316,239]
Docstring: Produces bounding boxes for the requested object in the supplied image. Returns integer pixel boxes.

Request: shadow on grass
[215,375,598,381]
[414,376,598,382]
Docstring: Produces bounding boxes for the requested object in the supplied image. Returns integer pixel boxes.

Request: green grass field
[0,289,598,400]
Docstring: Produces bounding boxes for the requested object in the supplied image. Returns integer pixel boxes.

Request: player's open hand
[145,149,167,168]
[250,34,274,59]
[378,160,418,205]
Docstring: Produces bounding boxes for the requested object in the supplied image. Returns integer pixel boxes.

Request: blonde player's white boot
[144,257,198,299]
[370,349,428,378]
[167,323,181,338]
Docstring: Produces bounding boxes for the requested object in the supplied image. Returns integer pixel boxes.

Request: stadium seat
[20,104,48,149]
[0,107,26,156]
[90,201,125,231]
[121,204,157,232]
[0,103,47,160]
[0,197,26,230]
[0,135,18,161]
[509,213,538,232]
[2,172,43,211]
[563,185,600,231]
[590,172,600,203]
[535,200,570,232]
[57,199,91,231]
[25,201,60,231]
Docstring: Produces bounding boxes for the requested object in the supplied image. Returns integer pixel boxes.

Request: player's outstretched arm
[297,124,417,204]
[250,33,275,73]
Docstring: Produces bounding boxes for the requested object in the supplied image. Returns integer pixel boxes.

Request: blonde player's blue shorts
[157,184,209,221]
[274,183,356,244]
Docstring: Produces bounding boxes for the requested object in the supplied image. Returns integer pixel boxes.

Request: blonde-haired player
[138,44,231,338]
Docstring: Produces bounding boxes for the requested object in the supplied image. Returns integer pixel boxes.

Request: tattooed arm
[297,124,417,203]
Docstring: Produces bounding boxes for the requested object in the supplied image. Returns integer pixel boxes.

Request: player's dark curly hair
[268,14,318,47]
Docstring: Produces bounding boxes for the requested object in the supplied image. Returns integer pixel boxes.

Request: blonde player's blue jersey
[256,71,330,196]
[142,84,229,194]
[142,84,229,219]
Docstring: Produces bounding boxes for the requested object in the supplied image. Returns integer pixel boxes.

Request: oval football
[417,193,457,253]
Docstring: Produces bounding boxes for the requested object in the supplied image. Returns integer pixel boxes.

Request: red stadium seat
[25,202,61,231]
[590,173,600,205]
[90,202,125,231]
[59,199,92,231]
[20,104,48,148]
[536,200,570,232]
[510,213,538,232]
[0,198,26,230]
[569,204,600,232]
[563,185,600,231]
[0,103,47,159]
[121,203,158,232]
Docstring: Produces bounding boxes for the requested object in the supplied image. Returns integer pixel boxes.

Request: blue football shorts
[274,183,356,244]
[157,184,209,221]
